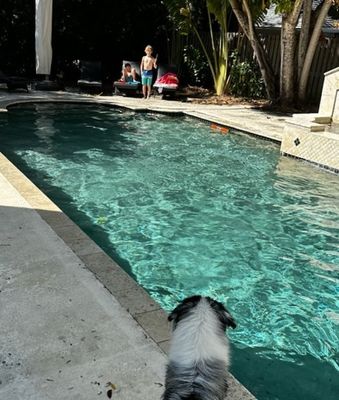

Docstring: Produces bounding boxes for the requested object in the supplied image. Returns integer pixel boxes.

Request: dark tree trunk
[280,16,298,105]
[229,0,276,101]
[279,0,303,107]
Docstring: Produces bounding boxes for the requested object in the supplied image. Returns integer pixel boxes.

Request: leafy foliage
[182,44,212,86]
[163,0,230,95]
[0,0,168,79]
[0,0,35,75]
[228,50,265,98]
[274,0,295,14]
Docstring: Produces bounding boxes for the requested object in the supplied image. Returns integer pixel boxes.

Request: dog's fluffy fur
[162,296,236,400]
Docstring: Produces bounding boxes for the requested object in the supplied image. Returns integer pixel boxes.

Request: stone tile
[227,373,256,400]
[319,67,339,117]
[25,193,60,211]
[79,251,136,289]
[157,340,171,355]
[66,237,103,256]
[333,91,339,123]
[282,122,339,170]
[37,209,74,228]
[79,252,161,315]
[135,309,171,343]
[110,281,161,316]
[52,223,90,242]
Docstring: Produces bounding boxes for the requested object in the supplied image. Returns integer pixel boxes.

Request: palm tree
[164,0,230,96]
[228,0,276,101]
[230,0,339,106]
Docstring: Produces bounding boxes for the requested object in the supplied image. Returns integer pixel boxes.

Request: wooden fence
[233,30,339,102]
[172,30,339,103]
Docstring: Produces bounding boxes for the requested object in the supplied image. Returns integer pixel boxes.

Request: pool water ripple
[0,104,338,400]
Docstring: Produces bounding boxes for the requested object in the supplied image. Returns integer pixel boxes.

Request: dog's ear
[168,296,202,324]
[220,308,237,329]
[168,302,185,323]
[168,307,178,322]
[207,297,237,330]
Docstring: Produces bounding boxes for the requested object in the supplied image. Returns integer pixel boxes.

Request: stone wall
[318,67,339,123]
[281,123,339,171]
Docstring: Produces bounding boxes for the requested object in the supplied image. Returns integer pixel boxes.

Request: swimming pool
[0,104,338,400]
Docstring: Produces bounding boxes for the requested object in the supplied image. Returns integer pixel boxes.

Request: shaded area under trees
[0,0,169,83]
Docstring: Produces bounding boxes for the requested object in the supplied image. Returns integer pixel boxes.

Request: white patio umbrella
[35,0,53,77]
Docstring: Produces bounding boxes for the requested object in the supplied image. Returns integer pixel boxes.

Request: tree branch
[298,0,312,80]
[298,0,333,101]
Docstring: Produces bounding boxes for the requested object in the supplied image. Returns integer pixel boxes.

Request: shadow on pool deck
[0,203,167,400]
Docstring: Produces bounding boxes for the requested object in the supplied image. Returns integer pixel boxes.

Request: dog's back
[163,358,228,400]
[162,296,236,400]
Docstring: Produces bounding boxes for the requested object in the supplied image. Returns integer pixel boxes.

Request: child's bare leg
[142,85,147,98]
[147,84,151,98]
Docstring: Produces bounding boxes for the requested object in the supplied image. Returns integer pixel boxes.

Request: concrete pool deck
[0,90,292,399]
[0,90,292,142]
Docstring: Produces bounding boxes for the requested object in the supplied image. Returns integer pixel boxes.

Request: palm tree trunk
[191,24,217,85]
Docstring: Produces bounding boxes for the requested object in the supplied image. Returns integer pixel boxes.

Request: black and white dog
[162,295,236,400]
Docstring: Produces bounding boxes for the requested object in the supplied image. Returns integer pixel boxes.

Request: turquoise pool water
[0,104,338,399]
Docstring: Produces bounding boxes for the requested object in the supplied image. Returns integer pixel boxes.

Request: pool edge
[0,152,256,400]
[0,93,284,145]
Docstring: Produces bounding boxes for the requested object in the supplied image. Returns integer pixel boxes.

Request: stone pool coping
[0,90,291,143]
[0,155,255,399]
[0,92,259,399]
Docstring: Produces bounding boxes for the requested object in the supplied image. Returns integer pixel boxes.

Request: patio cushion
[153,64,179,95]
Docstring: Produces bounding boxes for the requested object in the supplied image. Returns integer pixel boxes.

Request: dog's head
[168,295,236,331]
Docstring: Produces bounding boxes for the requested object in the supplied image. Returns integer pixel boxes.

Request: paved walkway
[0,89,288,400]
[0,173,167,400]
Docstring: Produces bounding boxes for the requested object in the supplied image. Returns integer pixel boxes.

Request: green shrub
[183,44,213,87]
[229,50,265,98]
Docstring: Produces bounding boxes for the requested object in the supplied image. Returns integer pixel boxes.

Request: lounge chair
[153,64,179,98]
[35,79,64,91]
[77,61,102,93]
[113,61,141,96]
[0,70,29,92]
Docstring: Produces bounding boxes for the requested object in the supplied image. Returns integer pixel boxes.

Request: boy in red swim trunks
[140,45,157,99]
